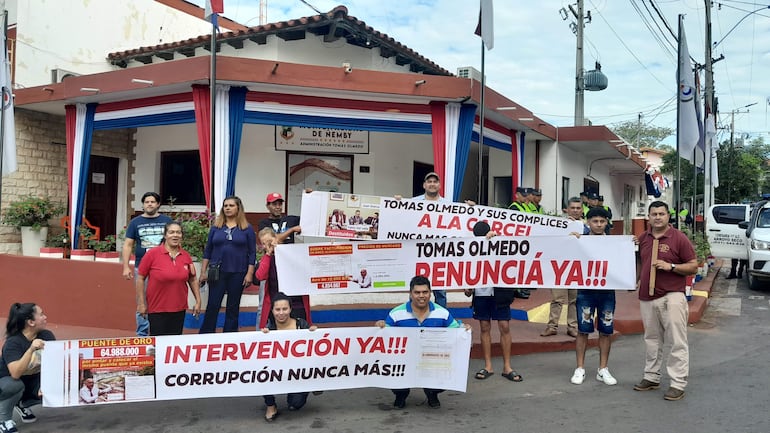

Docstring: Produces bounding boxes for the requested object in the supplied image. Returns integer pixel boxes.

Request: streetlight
[727,102,757,203]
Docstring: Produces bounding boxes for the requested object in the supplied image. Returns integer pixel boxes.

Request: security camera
[343,62,352,74]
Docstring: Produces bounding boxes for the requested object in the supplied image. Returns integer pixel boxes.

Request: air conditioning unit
[51,68,80,83]
[456,66,483,81]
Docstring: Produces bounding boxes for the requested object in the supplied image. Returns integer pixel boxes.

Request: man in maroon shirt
[634,201,698,401]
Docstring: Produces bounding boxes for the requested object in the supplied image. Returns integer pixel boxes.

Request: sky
[191,0,770,145]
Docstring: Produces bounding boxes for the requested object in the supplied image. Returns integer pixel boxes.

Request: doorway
[86,155,119,238]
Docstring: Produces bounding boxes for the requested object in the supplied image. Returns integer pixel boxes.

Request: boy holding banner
[570,207,617,386]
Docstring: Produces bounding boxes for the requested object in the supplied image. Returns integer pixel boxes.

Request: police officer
[580,191,590,217]
[509,187,529,212]
[530,189,544,214]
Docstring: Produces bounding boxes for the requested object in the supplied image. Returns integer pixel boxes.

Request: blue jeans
[0,376,24,423]
[136,312,149,337]
[135,267,149,336]
[199,271,246,333]
[576,290,616,334]
[433,290,447,308]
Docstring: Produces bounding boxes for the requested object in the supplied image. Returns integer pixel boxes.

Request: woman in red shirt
[136,222,201,336]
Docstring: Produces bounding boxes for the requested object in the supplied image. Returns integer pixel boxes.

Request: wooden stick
[649,239,659,296]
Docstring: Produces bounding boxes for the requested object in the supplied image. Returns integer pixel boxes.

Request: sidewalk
[3,261,721,359]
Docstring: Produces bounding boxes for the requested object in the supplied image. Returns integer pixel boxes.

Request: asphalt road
[17,267,770,433]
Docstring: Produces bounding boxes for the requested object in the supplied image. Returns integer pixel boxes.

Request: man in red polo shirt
[634,201,698,401]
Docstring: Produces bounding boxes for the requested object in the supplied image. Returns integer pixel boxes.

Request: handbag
[208,263,221,282]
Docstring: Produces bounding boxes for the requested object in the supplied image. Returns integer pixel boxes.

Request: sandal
[502,370,523,382]
[474,368,494,380]
[265,406,279,422]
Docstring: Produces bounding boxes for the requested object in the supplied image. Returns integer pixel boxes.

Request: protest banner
[377,197,585,239]
[299,191,584,240]
[42,327,471,408]
[275,235,636,295]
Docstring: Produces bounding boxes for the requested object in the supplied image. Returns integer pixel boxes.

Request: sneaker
[570,367,585,385]
[596,367,617,385]
[425,391,441,409]
[393,395,406,409]
[0,420,18,433]
[633,379,660,391]
[663,387,686,401]
[14,403,36,423]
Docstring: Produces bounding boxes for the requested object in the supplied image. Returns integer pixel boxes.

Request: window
[711,205,748,225]
[160,151,205,205]
[561,177,570,210]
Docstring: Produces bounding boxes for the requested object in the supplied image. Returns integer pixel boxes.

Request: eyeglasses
[225,227,233,241]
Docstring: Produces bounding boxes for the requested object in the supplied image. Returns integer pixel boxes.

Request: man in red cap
[258,193,301,244]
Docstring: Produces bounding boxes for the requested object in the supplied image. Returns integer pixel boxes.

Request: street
[19,268,770,433]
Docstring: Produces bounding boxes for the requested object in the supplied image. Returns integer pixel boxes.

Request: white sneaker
[0,420,18,433]
[596,367,618,385]
[570,367,585,384]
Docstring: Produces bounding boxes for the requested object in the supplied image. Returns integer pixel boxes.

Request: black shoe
[425,391,440,408]
[737,273,743,279]
[726,274,737,280]
[393,395,406,409]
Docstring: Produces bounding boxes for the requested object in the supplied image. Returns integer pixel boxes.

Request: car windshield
[758,209,770,228]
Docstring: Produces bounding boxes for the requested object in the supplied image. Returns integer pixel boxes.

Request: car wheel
[748,272,762,290]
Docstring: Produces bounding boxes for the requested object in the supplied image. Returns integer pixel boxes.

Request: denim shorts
[472,296,511,321]
[576,290,616,335]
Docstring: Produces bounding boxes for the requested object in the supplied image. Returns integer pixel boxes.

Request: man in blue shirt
[121,192,172,336]
[376,275,469,409]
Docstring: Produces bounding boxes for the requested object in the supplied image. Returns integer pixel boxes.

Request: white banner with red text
[275,235,636,295]
[41,327,471,408]
[298,191,584,240]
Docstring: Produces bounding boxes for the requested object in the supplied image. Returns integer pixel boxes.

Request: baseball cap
[424,172,440,181]
[266,192,284,204]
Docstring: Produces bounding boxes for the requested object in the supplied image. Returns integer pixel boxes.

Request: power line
[589,0,670,89]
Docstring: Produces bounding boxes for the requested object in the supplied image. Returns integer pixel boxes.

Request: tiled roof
[107,5,452,76]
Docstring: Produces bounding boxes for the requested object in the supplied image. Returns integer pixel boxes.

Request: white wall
[133,124,433,213]
[13,0,223,88]
[122,26,416,74]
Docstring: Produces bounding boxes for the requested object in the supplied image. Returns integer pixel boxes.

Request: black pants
[148,311,186,336]
[263,392,309,409]
[392,388,443,399]
[729,259,747,276]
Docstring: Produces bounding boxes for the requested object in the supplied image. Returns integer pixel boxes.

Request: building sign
[276,126,369,154]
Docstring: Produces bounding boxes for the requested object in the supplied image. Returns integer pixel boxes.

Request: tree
[713,136,769,203]
[610,120,674,149]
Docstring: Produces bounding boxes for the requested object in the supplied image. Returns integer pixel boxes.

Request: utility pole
[727,103,757,203]
[572,0,585,126]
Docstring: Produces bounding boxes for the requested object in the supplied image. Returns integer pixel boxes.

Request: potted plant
[1,195,65,256]
[90,235,119,262]
[167,210,213,262]
[40,228,70,259]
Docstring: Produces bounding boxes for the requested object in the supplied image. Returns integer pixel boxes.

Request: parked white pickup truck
[706,204,750,261]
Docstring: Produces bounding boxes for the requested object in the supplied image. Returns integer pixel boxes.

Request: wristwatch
[670,263,676,271]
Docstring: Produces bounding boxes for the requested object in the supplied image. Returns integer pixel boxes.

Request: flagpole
[675,15,683,229]
[477,39,485,203]
[692,147,697,230]
[209,15,216,213]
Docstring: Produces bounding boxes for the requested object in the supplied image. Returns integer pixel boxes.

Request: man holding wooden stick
[634,201,698,401]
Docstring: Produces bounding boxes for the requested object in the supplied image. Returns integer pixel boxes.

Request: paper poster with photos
[300,191,381,239]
